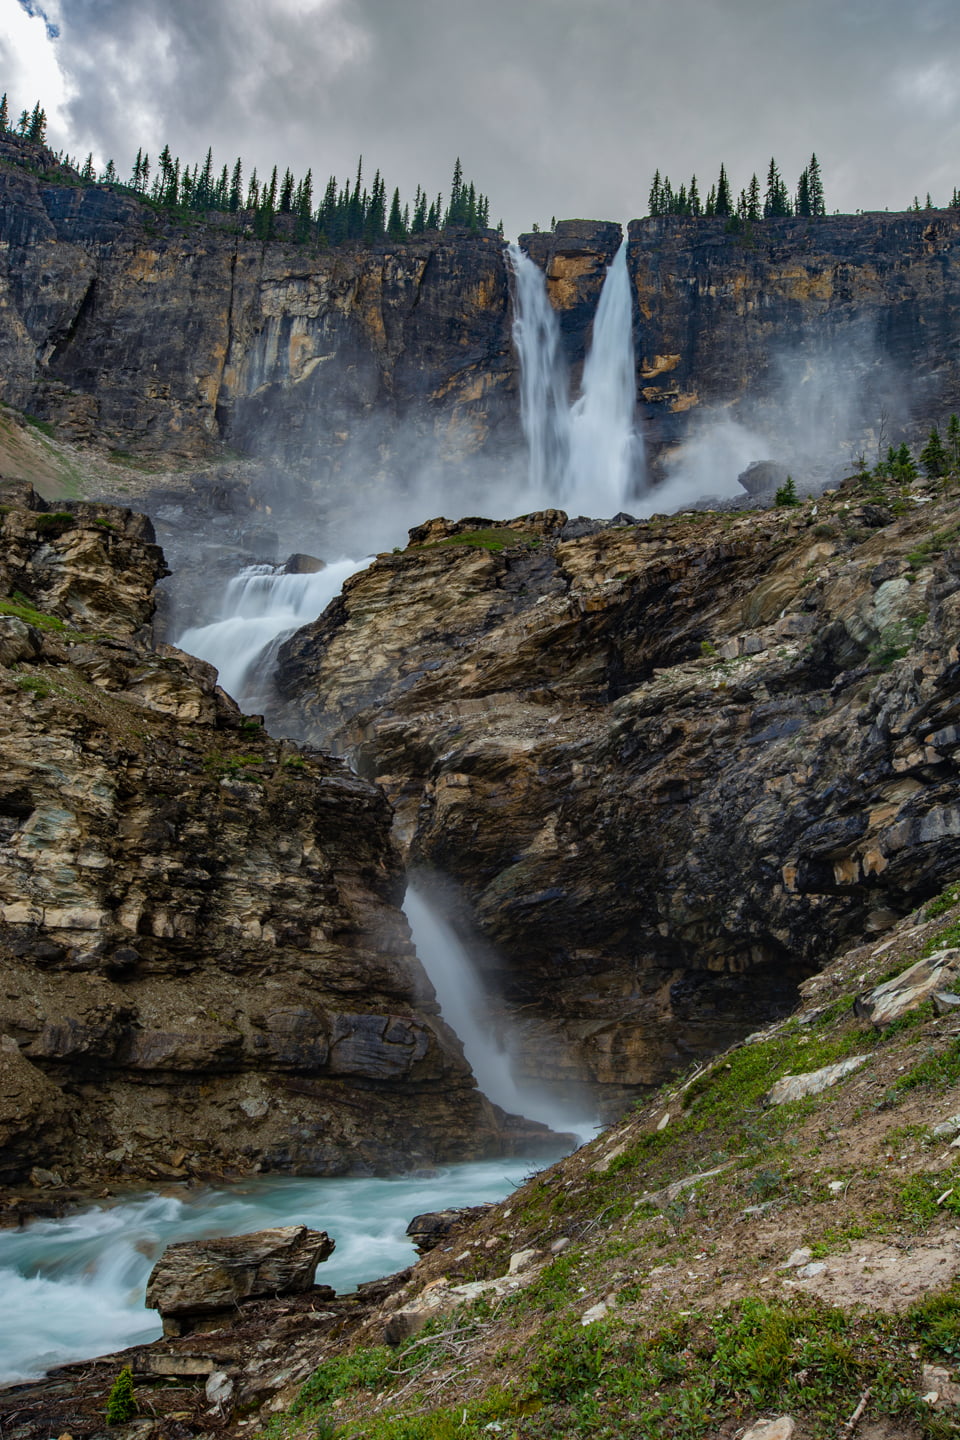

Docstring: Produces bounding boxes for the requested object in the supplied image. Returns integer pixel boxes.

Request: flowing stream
[508,237,642,516]
[0,1159,542,1386]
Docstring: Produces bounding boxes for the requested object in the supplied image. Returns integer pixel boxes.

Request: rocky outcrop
[0,483,531,1185]
[273,477,960,1110]
[145,1225,335,1334]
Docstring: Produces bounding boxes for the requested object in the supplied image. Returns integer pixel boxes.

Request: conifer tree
[688,174,701,217]
[807,153,825,216]
[246,167,259,210]
[81,152,95,182]
[746,173,761,222]
[295,168,313,240]
[705,183,716,217]
[27,101,46,144]
[715,163,732,217]
[387,185,406,241]
[796,167,811,217]
[648,169,662,217]
[229,157,243,211]
[948,413,960,467]
[920,426,948,478]
[0,94,9,132]
[279,167,294,214]
[764,158,791,217]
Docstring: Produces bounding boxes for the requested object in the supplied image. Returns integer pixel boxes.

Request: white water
[405,882,597,1144]
[176,557,368,709]
[0,1159,543,1386]
[508,238,642,516]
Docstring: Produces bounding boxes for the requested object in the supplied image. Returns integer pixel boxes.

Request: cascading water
[0,1161,541,1384]
[7,241,645,1390]
[176,556,368,709]
[405,880,597,1143]
[508,237,643,516]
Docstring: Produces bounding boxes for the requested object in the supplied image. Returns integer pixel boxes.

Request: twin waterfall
[508,237,642,516]
[0,238,637,1388]
[175,239,640,1130]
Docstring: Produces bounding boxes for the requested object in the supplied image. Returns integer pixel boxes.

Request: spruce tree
[715,164,732,218]
[387,185,406,241]
[27,101,46,144]
[796,167,811,217]
[920,426,948,478]
[0,94,9,132]
[229,157,243,211]
[746,173,761,221]
[688,174,701,217]
[948,413,960,467]
[279,167,294,214]
[648,169,662,217]
[807,153,825,216]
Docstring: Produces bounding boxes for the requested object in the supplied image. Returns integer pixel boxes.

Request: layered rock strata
[0,484,528,1186]
[274,481,960,1109]
[4,139,960,491]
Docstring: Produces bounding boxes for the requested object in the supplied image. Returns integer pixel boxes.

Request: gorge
[2,132,960,1436]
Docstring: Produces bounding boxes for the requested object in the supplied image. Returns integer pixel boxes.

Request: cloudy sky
[3,0,960,237]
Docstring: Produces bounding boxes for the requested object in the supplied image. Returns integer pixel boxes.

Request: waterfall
[404,880,596,1143]
[508,244,572,497]
[176,556,368,709]
[508,237,643,516]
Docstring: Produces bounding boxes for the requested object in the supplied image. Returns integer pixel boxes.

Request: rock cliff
[273,476,960,1111]
[4,138,960,511]
[0,483,543,1189]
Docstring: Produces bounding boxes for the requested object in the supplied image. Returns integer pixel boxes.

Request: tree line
[648,156,826,220]
[0,92,495,246]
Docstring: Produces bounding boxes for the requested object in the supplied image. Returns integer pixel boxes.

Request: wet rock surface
[274,478,960,1109]
[0,485,523,1191]
[145,1225,335,1333]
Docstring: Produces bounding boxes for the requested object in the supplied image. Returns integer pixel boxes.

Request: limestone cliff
[4,139,960,503]
[273,477,960,1111]
[0,484,540,1188]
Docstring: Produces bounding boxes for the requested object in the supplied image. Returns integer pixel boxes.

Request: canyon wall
[3,139,960,507]
[0,483,555,1187]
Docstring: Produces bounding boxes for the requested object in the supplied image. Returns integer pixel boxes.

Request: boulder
[145,1225,335,1332]
[737,461,790,497]
[765,1056,869,1106]
[854,950,960,1026]
[406,1205,491,1255]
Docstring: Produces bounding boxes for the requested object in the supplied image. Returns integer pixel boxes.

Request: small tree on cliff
[920,426,948,478]
[714,163,732,217]
[764,158,791,217]
[948,413,960,468]
[0,94,8,133]
[807,153,825,216]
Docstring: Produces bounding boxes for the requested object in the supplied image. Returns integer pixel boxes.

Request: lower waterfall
[405,881,596,1143]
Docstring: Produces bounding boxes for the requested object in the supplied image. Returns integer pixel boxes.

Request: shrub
[105,1365,137,1424]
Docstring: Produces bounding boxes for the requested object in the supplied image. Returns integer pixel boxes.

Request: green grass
[203,751,266,778]
[907,522,960,572]
[0,592,74,633]
[23,412,56,439]
[926,884,960,921]
[35,511,75,535]
[421,528,538,553]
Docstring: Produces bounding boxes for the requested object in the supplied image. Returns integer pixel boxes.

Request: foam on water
[176,556,368,709]
[0,1159,547,1385]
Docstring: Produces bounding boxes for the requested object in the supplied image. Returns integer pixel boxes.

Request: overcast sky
[3,0,960,238]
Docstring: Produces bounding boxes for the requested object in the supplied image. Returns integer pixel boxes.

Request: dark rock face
[3,154,960,498]
[0,488,521,1185]
[273,479,960,1110]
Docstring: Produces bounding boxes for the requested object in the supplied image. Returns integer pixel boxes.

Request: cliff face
[0,484,540,1188]
[273,479,960,1110]
[4,144,960,504]
[0,152,516,485]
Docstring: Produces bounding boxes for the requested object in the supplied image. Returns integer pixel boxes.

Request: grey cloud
[15,0,960,235]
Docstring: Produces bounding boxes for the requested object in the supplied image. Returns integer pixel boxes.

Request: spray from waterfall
[508,238,643,516]
[405,879,597,1144]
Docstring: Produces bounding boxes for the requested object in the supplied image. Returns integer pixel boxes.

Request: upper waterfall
[508,237,643,516]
